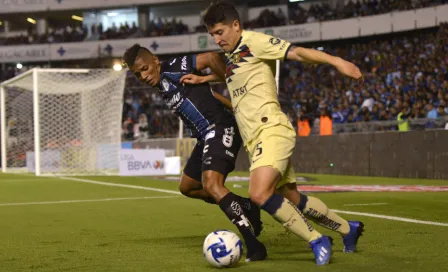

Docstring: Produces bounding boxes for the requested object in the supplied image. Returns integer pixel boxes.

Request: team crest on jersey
[225,44,253,83]
[162,79,170,92]
[232,54,241,64]
[269,37,281,45]
[269,38,280,45]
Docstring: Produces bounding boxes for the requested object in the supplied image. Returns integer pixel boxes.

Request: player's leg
[179,142,215,204]
[249,166,321,243]
[178,172,215,204]
[247,125,332,265]
[202,126,265,262]
[278,177,364,253]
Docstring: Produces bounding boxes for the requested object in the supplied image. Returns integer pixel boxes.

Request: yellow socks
[261,194,321,242]
[300,195,350,236]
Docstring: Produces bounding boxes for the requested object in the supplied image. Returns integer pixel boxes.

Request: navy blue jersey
[158,55,236,139]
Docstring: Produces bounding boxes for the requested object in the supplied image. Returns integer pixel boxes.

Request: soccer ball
[203,230,243,268]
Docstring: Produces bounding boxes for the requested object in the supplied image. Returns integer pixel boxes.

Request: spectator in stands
[122,117,134,140]
[297,109,311,136]
[397,104,410,131]
[276,8,287,26]
[133,113,149,140]
[1,0,445,45]
[427,103,438,119]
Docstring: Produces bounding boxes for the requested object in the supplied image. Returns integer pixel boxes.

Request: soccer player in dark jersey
[122,44,267,262]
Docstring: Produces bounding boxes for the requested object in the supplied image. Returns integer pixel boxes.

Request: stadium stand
[1,0,447,45]
[1,0,447,140]
[118,22,448,140]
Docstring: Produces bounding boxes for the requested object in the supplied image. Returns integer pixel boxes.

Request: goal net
[1,68,127,176]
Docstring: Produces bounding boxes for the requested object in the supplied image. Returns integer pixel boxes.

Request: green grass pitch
[0,172,447,272]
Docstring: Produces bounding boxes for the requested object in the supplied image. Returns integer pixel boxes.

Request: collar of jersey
[229,34,243,54]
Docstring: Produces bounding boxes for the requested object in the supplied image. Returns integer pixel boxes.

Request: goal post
[0,68,127,176]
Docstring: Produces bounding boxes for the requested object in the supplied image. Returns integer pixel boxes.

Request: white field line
[332,209,448,227]
[343,203,388,206]
[12,176,448,227]
[1,179,46,182]
[0,196,180,207]
[59,177,182,195]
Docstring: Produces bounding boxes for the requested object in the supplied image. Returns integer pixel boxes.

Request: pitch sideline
[61,176,448,227]
[0,196,180,207]
[60,176,182,195]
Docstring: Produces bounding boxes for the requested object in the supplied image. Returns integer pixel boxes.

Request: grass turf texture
[0,173,447,272]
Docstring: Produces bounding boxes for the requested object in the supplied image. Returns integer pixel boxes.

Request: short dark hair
[202,1,240,27]
[122,44,152,67]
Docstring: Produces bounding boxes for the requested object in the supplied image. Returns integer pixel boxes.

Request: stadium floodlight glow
[113,63,123,71]
[16,63,23,69]
[107,12,118,17]
[71,15,83,22]
[27,18,36,24]
[289,0,305,2]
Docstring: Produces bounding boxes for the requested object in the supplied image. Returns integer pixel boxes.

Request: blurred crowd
[0,18,190,45]
[243,8,288,29]
[120,22,448,140]
[281,23,448,131]
[0,25,88,45]
[289,0,448,24]
[144,18,189,37]
[121,75,180,140]
[93,22,139,40]
[1,0,448,140]
[2,0,447,46]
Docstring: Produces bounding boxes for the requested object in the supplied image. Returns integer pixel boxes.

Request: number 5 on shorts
[255,142,263,157]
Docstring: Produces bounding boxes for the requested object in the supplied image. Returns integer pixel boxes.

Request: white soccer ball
[203,230,243,268]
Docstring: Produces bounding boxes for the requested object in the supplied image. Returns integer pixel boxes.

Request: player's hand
[180,74,204,85]
[335,58,363,83]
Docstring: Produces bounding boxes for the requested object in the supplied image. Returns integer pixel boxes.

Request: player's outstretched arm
[286,46,363,81]
[180,73,222,84]
[180,52,226,84]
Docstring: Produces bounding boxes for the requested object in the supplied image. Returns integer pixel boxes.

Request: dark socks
[218,192,260,248]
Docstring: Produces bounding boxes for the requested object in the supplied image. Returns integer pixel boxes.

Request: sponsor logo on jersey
[204,156,212,165]
[162,79,170,92]
[280,41,288,51]
[232,85,248,98]
[181,56,187,70]
[226,150,235,158]
[205,130,216,141]
[165,92,183,110]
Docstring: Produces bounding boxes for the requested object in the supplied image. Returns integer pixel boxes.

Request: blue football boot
[310,236,333,265]
[343,221,365,253]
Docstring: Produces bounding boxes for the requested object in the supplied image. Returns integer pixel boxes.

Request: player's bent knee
[178,183,191,196]
[178,175,202,197]
[248,190,271,207]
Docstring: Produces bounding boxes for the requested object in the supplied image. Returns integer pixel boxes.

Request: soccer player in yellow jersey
[181,2,364,265]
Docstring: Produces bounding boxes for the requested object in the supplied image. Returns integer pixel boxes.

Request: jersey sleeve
[249,32,292,61]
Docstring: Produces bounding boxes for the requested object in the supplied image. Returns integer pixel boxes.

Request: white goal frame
[1,68,126,176]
